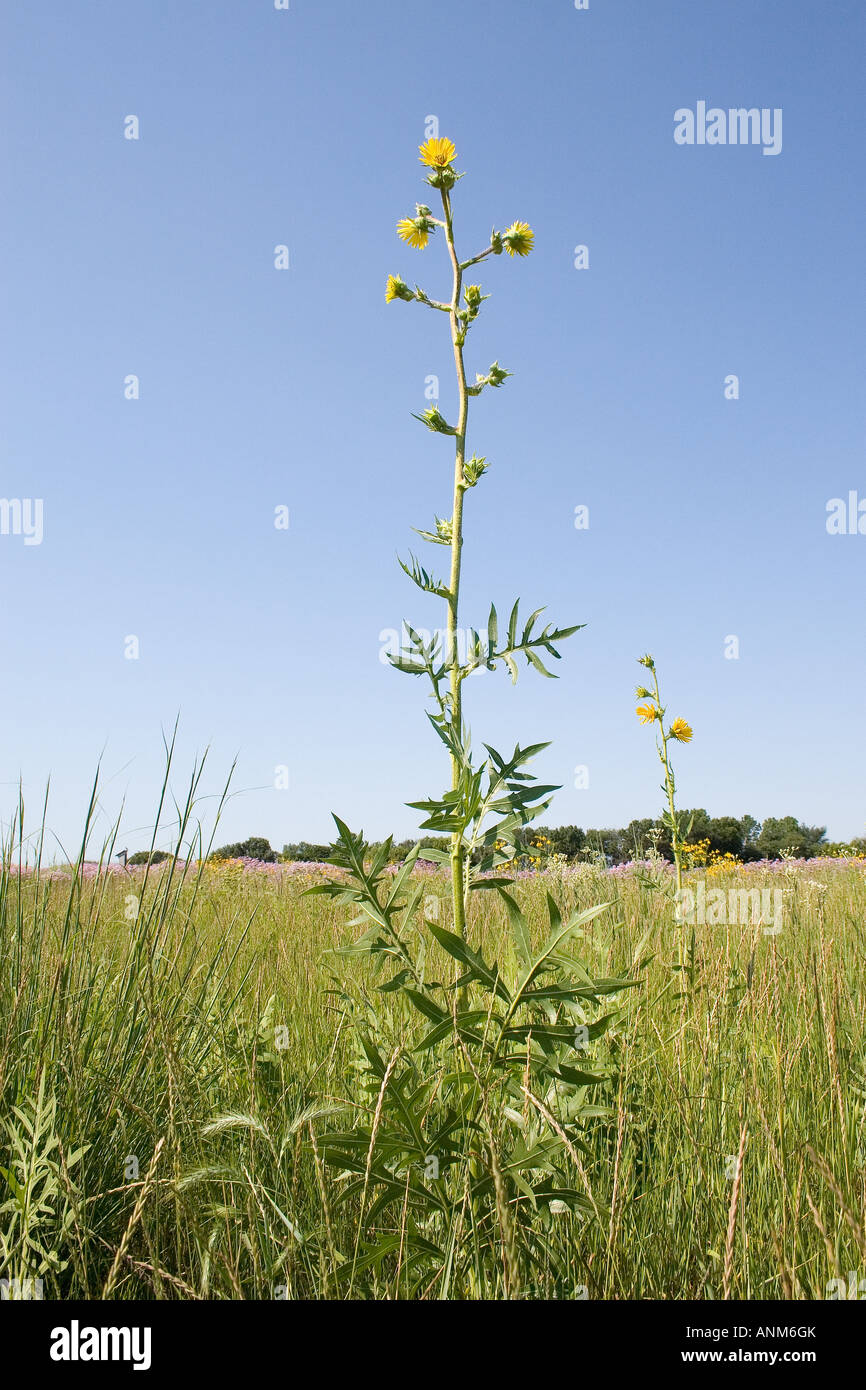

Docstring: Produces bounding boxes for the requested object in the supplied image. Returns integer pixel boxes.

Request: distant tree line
[515,813,840,864]
[129,816,861,869]
[211,836,278,863]
[382,813,848,866]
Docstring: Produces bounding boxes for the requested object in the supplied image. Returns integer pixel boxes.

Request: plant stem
[653,667,692,981]
[653,668,683,897]
[442,187,469,937]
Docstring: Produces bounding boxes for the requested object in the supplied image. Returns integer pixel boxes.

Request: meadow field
[3,840,865,1301]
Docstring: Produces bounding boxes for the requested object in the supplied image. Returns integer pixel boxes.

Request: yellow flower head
[397,216,433,250]
[636,704,658,725]
[502,221,535,257]
[385,273,413,304]
[419,137,456,169]
[669,718,693,744]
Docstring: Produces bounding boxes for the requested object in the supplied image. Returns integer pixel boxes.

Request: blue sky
[1,0,863,859]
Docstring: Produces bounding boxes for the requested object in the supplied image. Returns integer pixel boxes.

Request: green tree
[624,818,657,860]
[706,816,746,857]
[583,828,626,864]
[754,817,826,860]
[280,841,332,863]
[127,849,169,866]
[533,824,586,858]
[213,836,276,863]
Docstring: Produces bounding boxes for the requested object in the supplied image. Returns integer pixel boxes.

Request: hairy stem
[442,187,469,937]
[654,668,691,979]
[651,669,682,896]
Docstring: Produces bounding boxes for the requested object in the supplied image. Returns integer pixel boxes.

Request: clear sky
[1,0,863,860]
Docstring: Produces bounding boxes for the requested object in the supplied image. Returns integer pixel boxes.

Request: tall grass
[2,781,864,1299]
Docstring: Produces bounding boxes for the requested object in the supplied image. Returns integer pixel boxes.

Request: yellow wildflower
[502,221,534,257]
[385,273,413,303]
[636,704,658,725]
[669,718,693,743]
[397,216,432,249]
[419,137,456,169]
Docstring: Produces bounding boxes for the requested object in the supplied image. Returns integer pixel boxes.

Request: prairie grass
[2,800,864,1300]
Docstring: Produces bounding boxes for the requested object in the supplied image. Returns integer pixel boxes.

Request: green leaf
[389,655,428,675]
[415,1010,492,1051]
[398,552,451,599]
[546,893,562,936]
[384,842,421,910]
[525,648,556,679]
[521,607,544,642]
[507,901,611,1014]
[426,922,508,1000]
[554,1064,611,1087]
[403,988,449,1024]
[501,1024,585,1045]
[497,889,531,968]
[487,603,498,651]
[378,970,413,993]
[534,1186,599,1217]
[416,846,451,864]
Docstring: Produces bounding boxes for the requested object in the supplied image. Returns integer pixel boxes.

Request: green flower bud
[462,455,489,487]
[413,515,453,546]
[426,166,457,192]
[411,405,457,435]
[486,361,511,388]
